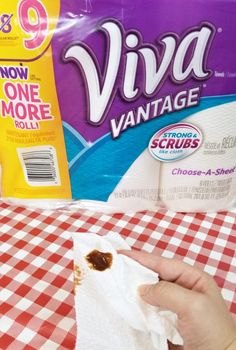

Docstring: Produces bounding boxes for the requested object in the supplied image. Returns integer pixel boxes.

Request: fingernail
[139,284,151,296]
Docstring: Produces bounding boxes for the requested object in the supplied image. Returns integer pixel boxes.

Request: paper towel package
[72,232,183,350]
[159,102,236,212]
[1,0,236,212]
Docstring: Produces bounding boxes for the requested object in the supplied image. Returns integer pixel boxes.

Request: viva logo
[64,19,215,126]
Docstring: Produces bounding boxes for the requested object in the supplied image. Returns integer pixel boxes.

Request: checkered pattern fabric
[0,201,236,349]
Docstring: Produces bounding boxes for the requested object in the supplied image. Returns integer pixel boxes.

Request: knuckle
[202,271,214,285]
[156,280,169,295]
[187,294,209,315]
[192,270,215,293]
[199,273,211,288]
[141,283,161,306]
[148,281,169,305]
[200,272,218,292]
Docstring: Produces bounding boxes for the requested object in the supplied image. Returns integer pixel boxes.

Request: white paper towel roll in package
[159,102,236,212]
[108,149,161,212]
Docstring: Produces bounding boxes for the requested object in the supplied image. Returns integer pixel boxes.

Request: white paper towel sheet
[159,102,236,212]
[72,232,182,350]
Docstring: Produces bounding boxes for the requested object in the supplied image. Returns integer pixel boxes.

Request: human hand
[119,250,236,350]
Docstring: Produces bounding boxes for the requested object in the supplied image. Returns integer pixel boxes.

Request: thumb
[139,280,196,317]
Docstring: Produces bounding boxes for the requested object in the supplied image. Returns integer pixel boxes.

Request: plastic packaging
[1,0,236,213]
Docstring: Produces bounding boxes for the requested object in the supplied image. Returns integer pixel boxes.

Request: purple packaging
[2,0,236,212]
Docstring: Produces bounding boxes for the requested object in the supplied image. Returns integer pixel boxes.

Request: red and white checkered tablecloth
[0,200,236,350]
